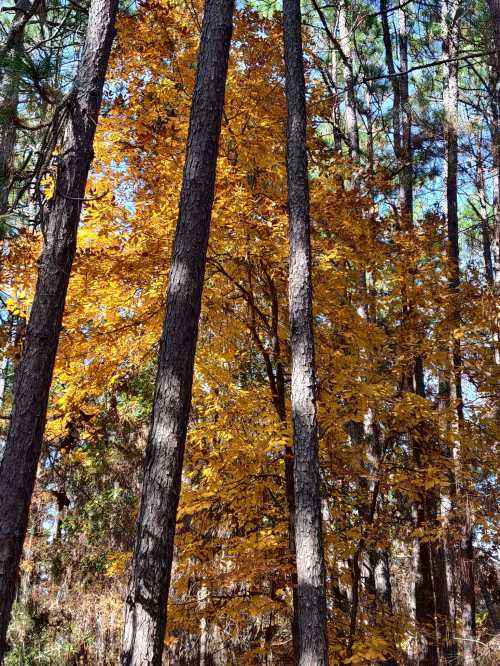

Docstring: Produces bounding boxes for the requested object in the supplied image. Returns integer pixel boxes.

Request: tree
[120,0,235,663]
[486,0,500,285]
[0,0,118,656]
[282,0,328,663]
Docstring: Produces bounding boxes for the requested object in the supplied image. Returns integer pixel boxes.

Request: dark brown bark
[282,0,328,663]
[0,0,118,657]
[486,0,500,286]
[412,506,439,665]
[412,364,441,665]
[120,1,234,664]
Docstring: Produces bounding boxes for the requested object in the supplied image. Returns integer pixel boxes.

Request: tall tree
[283,0,328,663]
[0,0,118,656]
[380,4,446,663]
[486,0,500,285]
[120,0,234,663]
[442,1,477,662]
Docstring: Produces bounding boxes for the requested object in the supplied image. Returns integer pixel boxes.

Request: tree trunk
[381,3,448,662]
[0,0,118,657]
[397,6,413,219]
[442,3,476,663]
[476,149,494,286]
[380,0,401,162]
[120,1,234,664]
[330,46,343,154]
[282,0,328,664]
[338,1,359,160]
[486,0,500,286]
[396,5,438,662]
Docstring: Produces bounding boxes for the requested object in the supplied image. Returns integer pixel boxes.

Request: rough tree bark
[120,1,234,664]
[442,2,477,663]
[282,0,328,664]
[0,0,118,657]
[486,0,500,286]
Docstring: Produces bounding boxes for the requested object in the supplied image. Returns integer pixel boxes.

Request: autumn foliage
[0,0,499,664]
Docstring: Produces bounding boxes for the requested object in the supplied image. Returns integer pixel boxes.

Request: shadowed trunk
[120,1,234,664]
[0,0,118,657]
[283,0,328,663]
[476,147,494,286]
[442,2,476,662]
[486,0,500,286]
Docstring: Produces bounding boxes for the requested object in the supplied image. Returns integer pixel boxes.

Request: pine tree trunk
[120,1,234,664]
[282,0,328,663]
[380,0,401,160]
[382,3,448,662]
[338,2,359,159]
[486,0,500,286]
[476,150,494,286]
[398,6,439,663]
[0,0,118,657]
[329,47,342,154]
[442,4,477,663]
[397,7,413,218]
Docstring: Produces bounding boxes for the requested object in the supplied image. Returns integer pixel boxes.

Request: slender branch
[320,50,496,96]
[310,0,351,69]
